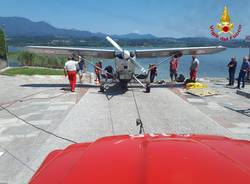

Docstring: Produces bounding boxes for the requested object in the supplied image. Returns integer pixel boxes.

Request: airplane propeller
[105,36,147,73]
[106,36,123,53]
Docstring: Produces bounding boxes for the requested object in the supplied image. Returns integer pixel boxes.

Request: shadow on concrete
[224,106,250,117]
[105,83,127,100]
[124,82,185,89]
[20,82,185,95]
[151,82,185,89]
[20,83,98,88]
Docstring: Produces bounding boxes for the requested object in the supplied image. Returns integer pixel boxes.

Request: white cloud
[132,30,140,34]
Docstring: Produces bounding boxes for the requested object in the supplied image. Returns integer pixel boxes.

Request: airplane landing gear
[145,83,150,93]
[100,84,105,93]
[120,81,128,91]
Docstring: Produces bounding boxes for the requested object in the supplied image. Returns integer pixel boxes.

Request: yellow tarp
[185,82,208,90]
[187,88,218,97]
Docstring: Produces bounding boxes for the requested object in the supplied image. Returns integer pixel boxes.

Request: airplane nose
[123,50,130,60]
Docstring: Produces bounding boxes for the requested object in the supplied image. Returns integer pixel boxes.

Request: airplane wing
[27,45,226,59]
[134,46,226,58]
[26,46,116,59]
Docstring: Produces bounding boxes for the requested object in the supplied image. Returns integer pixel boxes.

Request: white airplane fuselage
[114,57,136,83]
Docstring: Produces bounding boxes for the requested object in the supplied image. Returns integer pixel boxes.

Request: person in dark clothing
[148,64,157,83]
[227,56,237,86]
[104,65,114,81]
[237,56,250,89]
[247,58,250,81]
[78,56,86,83]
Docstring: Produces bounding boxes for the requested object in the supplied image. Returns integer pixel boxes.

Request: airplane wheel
[146,84,150,93]
[100,85,105,93]
[124,82,128,90]
[121,82,128,90]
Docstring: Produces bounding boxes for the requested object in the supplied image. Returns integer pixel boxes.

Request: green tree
[18,51,34,66]
[0,28,7,60]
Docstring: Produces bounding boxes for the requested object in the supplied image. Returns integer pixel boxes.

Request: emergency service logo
[210,6,241,41]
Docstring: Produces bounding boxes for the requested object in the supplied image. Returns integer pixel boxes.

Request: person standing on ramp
[64,56,79,92]
[189,55,199,82]
[227,56,237,86]
[169,55,179,82]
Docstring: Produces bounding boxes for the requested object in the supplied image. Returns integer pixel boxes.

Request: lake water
[8,47,250,80]
[143,47,250,79]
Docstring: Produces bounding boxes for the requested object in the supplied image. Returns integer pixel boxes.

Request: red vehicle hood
[29,134,250,184]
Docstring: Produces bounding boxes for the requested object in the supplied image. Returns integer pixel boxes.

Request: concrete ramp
[12,86,236,183]
[33,87,233,145]
[15,87,234,183]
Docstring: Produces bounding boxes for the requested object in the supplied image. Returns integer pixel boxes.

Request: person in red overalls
[169,55,179,82]
[189,55,200,82]
[94,61,102,83]
[64,56,79,92]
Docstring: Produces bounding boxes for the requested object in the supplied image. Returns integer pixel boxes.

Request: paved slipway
[0,75,249,184]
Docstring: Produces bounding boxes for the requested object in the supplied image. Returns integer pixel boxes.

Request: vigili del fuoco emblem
[210,6,241,41]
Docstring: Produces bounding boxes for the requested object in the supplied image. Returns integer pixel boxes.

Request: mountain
[113,33,156,39]
[0,17,104,38]
[0,16,156,39]
[1,17,245,48]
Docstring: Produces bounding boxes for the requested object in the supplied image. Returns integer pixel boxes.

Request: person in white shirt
[64,56,79,92]
[189,55,199,81]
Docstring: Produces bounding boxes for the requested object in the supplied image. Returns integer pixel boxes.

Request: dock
[0,75,249,183]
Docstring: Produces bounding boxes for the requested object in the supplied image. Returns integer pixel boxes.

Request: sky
[0,0,249,38]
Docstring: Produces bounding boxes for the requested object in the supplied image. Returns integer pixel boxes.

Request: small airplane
[27,36,226,93]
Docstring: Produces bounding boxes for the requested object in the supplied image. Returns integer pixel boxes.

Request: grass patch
[8,51,67,69]
[8,51,20,60]
[1,67,64,76]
